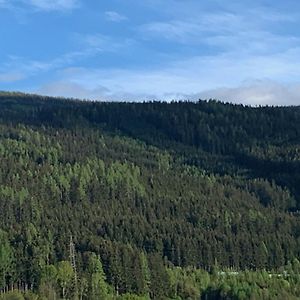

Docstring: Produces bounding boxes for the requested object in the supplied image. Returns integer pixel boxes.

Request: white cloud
[140,12,246,43]
[26,0,78,11]
[36,80,156,101]
[0,0,79,11]
[192,81,300,106]
[0,0,14,9]
[0,32,135,86]
[29,40,300,104]
[0,46,108,81]
[105,11,127,22]
[34,77,300,106]
[0,71,25,82]
[49,43,300,97]
[139,9,299,55]
[2,0,300,106]
[140,20,202,42]
[37,81,109,100]
[82,34,134,51]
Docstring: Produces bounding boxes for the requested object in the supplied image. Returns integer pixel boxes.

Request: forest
[0,92,300,299]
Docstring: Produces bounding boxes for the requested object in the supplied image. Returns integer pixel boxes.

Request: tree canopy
[0,93,300,299]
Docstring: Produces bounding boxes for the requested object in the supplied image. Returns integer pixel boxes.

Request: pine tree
[0,230,12,289]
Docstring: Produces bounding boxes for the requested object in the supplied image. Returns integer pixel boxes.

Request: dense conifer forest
[0,92,300,299]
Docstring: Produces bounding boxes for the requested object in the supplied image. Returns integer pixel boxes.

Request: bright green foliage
[117,294,149,300]
[57,261,74,299]
[0,291,24,300]
[87,253,108,300]
[39,264,58,300]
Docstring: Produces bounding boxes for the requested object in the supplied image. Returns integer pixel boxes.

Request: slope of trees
[0,93,300,299]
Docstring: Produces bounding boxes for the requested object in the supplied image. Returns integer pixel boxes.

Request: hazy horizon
[1,0,300,105]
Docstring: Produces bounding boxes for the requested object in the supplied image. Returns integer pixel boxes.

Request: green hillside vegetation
[0,92,300,299]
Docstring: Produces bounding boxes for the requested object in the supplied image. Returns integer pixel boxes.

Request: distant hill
[0,93,300,299]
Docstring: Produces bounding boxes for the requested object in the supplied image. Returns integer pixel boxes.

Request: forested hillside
[0,92,300,299]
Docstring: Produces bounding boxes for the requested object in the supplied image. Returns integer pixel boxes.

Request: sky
[0,0,300,105]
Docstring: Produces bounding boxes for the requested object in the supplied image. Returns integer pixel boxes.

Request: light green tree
[57,261,74,299]
[87,253,108,300]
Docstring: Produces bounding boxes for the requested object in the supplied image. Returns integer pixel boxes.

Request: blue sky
[1,0,300,105]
